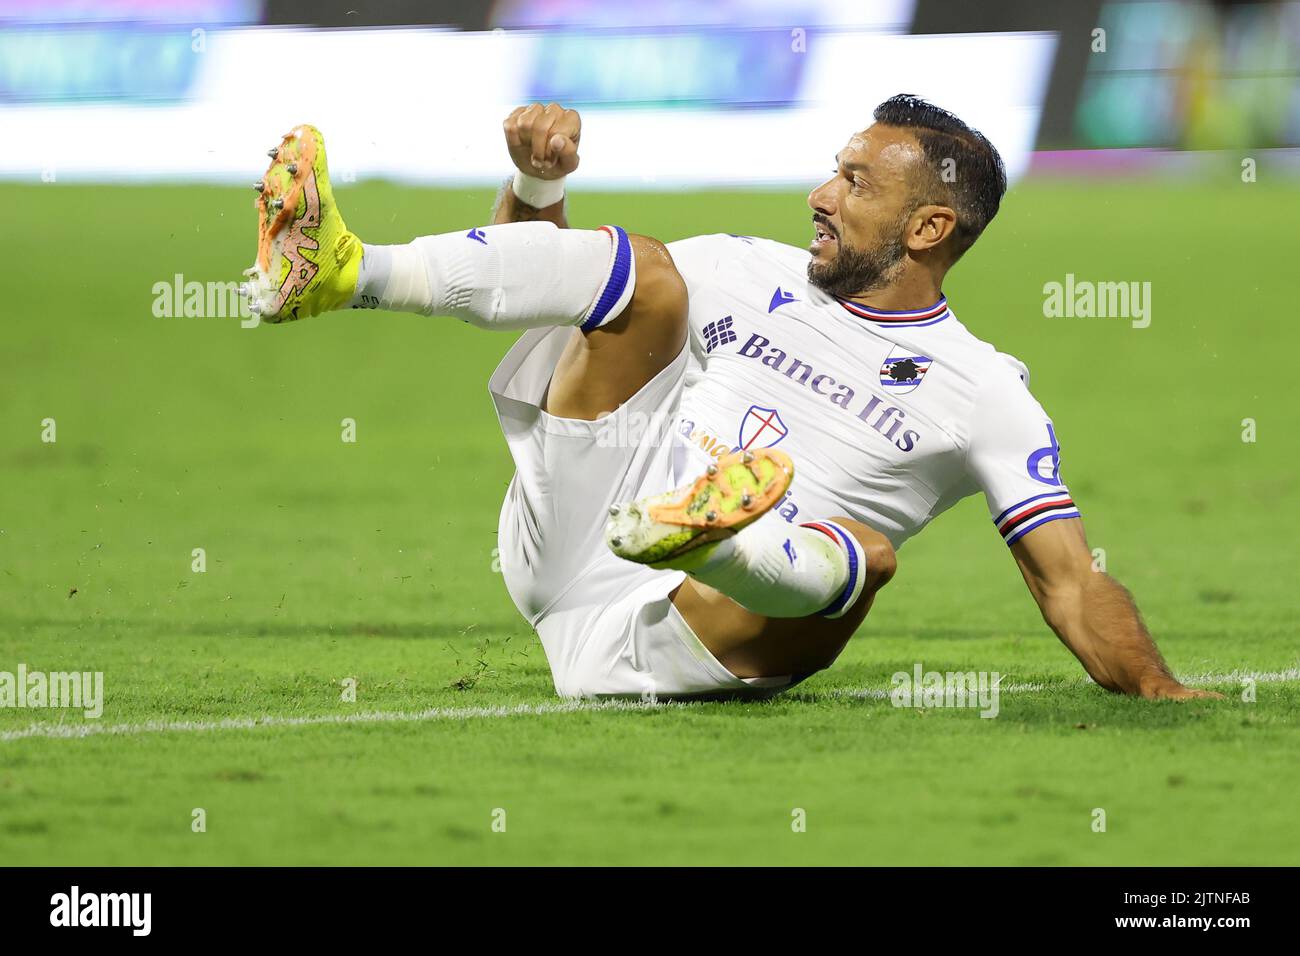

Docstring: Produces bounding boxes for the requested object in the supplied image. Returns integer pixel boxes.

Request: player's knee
[864,539,897,592]
[620,234,688,340]
[629,235,684,296]
[834,517,896,592]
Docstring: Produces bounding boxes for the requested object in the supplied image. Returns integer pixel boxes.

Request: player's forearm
[492,178,568,228]
[1045,572,1175,696]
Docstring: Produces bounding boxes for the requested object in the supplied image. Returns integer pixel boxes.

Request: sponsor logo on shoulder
[1025,423,1062,485]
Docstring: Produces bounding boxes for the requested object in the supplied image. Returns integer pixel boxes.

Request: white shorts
[488,326,793,700]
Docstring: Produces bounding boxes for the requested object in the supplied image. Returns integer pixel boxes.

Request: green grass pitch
[0,176,1296,865]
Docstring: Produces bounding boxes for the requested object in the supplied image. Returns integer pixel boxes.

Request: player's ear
[907,204,956,253]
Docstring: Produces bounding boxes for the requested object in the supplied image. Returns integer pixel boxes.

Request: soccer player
[242,95,1219,702]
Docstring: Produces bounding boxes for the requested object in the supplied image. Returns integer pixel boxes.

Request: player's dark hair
[872,93,1007,260]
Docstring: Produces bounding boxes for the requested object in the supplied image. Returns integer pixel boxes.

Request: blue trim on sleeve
[580,225,632,332]
[1004,510,1082,547]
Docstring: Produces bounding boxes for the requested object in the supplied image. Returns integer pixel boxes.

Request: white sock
[352,242,429,313]
[351,222,635,331]
[685,513,869,619]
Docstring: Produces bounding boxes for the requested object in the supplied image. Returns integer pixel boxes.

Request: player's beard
[807,215,909,299]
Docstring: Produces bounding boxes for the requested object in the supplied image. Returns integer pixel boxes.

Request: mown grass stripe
[1,669,1294,743]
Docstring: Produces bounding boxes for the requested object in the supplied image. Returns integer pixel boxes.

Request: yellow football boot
[605,448,795,568]
[242,125,361,323]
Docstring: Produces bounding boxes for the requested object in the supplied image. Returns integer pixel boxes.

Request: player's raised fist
[503,102,581,180]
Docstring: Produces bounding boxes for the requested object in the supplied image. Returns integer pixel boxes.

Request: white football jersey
[666,234,1080,550]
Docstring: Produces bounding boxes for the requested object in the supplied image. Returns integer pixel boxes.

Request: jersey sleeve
[666,234,753,365]
[966,361,1081,547]
[664,234,746,290]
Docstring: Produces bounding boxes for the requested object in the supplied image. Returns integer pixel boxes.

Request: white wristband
[512,170,566,208]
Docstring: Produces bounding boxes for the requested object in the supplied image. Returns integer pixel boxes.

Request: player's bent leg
[357,227,686,421]
[606,452,896,679]
[242,127,687,425]
[670,518,895,679]
[354,222,641,331]
[543,235,687,421]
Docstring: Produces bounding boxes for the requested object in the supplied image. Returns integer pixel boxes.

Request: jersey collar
[836,295,951,328]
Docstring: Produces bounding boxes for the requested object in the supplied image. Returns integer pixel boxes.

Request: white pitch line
[827,668,1300,701]
[0,669,1295,742]
[0,699,669,743]
[1174,667,1299,684]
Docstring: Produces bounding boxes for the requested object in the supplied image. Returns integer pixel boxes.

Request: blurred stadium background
[3,0,1299,185]
[1,1,1297,865]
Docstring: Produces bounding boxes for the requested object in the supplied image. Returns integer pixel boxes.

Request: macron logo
[768,287,797,313]
[50,886,151,936]
[702,316,737,353]
[466,227,488,244]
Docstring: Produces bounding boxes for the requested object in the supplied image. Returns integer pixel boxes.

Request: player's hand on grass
[504,102,581,179]
[1139,677,1226,701]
